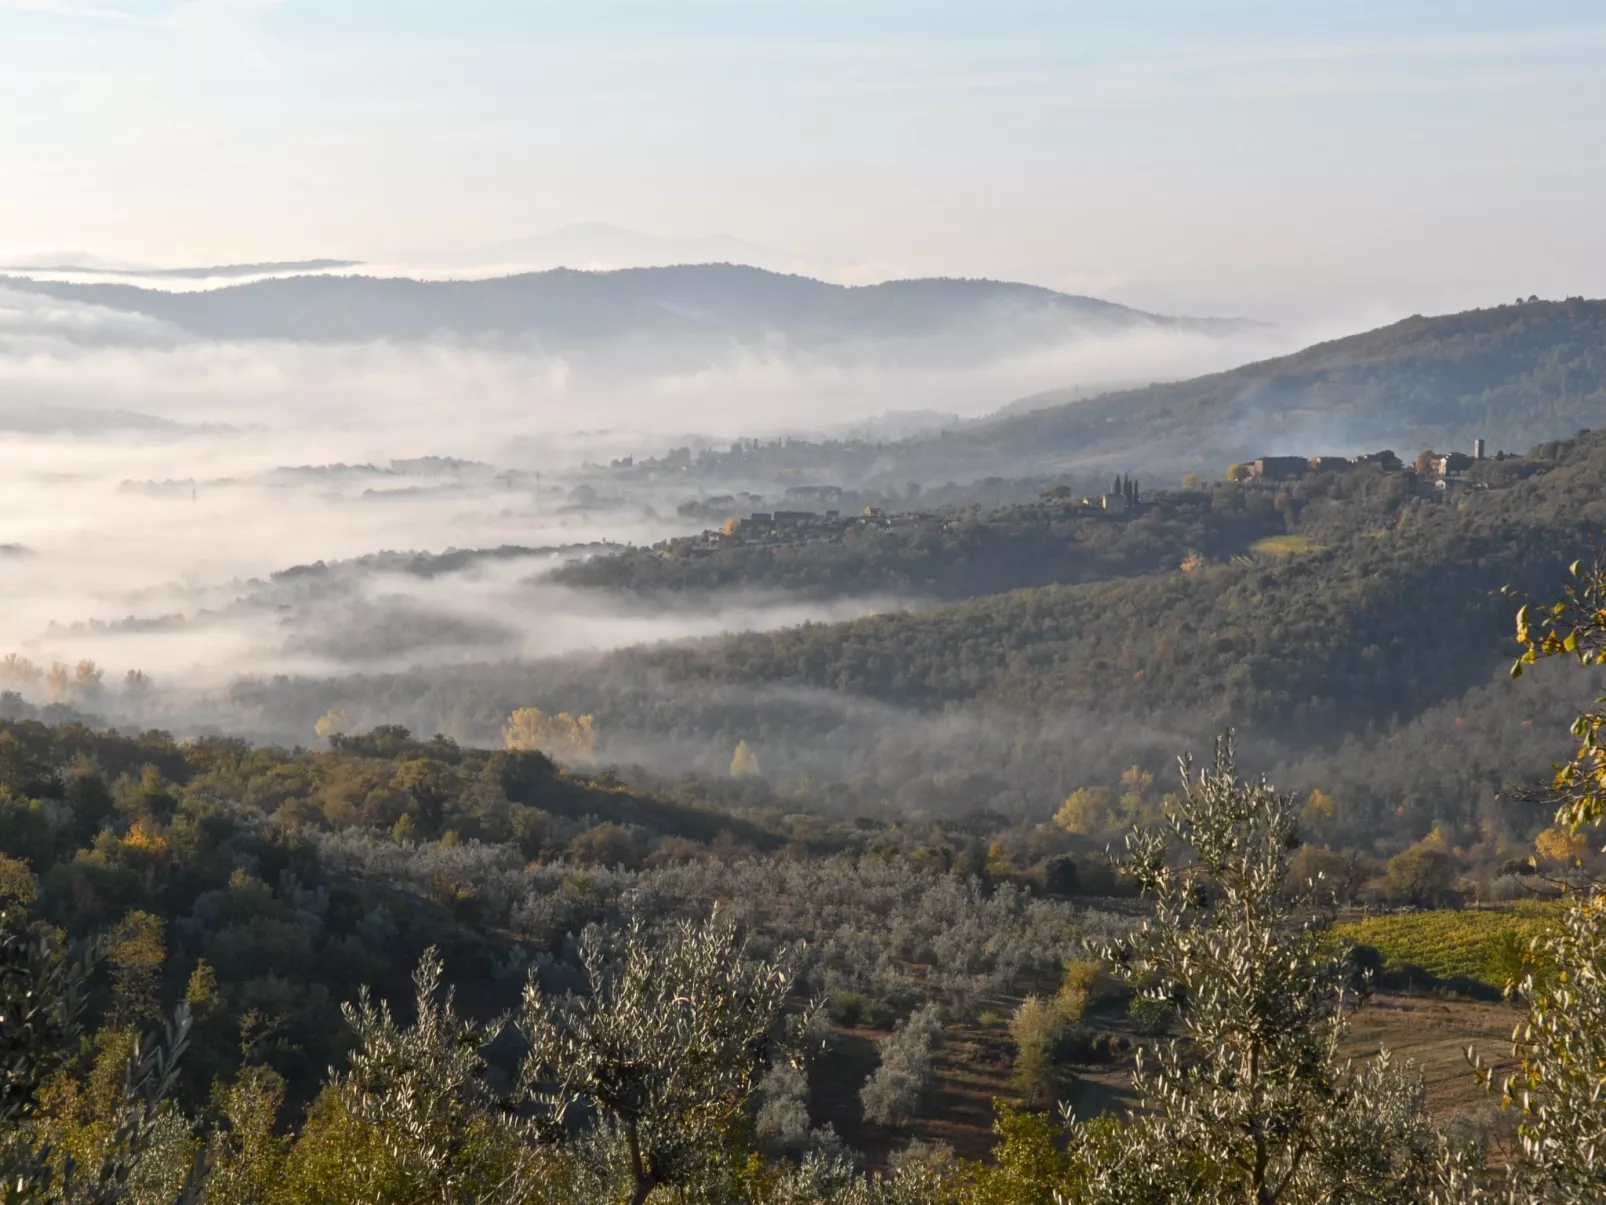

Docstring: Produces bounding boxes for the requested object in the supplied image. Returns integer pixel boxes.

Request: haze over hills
[0,223,799,284]
[13,4,1606,1191]
[529,295,1606,498]
[0,264,1250,369]
[704,296,1606,482]
[237,429,1606,842]
[966,297,1606,470]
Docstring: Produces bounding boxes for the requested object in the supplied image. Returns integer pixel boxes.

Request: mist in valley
[0,273,1310,742]
[0,254,1589,848]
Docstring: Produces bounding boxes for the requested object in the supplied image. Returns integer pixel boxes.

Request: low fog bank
[44,651,1571,856]
[0,258,1413,809]
[0,279,1310,701]
[0,500,908,696]
[0,284,1300,438]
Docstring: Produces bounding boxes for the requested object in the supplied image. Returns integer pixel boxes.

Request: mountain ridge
[0,263,1246,350]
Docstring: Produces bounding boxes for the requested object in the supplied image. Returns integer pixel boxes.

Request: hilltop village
[651,475,1146,558]
[1231,438,1511,489]
[631,436,1522,563]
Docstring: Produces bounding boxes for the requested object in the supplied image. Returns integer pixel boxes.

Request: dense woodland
[0,718,1129,1112]
[621,437,1602,724]
[550,487,1286,602]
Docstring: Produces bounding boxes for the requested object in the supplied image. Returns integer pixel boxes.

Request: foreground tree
[1054,735,1449,1205]
[518,911,812,1205]
[1476,562,1606,1202]
[1,883,200,1205]
[282,948,534,1205]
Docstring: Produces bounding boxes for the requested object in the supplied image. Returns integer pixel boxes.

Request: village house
[1250,456,1309,480]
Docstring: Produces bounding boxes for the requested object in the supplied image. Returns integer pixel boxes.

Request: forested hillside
[953,296,1606,471]
[8,503,1606,1201]
[644,297,1606,482]
[624,432,1606,732]
[0,717,1115,1134]
[550,487,1288,601]
[4,698,1605,1202]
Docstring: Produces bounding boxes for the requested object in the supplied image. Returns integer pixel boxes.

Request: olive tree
[1064,735,1448,1205]
[517,911,812,1205]
[1476,897,1606,1203]
[1,895,86,1202]
[860,1004,942,1126]
[296,947,534,1205]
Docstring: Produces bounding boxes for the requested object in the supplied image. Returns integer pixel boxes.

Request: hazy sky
[2,0,1603,319]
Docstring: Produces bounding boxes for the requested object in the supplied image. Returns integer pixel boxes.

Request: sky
[2,0,1604,320]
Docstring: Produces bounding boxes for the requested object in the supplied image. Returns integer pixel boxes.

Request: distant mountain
[941,297,1606,475]
[0,265,1244,369]
[455,222,802,275]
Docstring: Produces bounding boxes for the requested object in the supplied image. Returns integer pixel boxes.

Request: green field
[1334,906,1557,989]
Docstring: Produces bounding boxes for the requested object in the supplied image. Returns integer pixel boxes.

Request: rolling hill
[0,265,1237,365]
[572,296,1606,486]
[945,296,1606,474]
[619,428,1606,739]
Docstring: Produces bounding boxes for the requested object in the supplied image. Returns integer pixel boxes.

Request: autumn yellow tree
[503,707,598,766]
[72,659,104,702]
[314,707,350,741]
[0,854,37,905]
[1116,765,1157,826]
[106,910,166,1029]
[730,740,761,778]
[0,653,41,690]
[1535,825,1591,866]
[1481,559,1606,1199]
[45,662,71,703]
[37,658,105,704]
[1054,786,1115,835]
[1300,788,1338,833]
